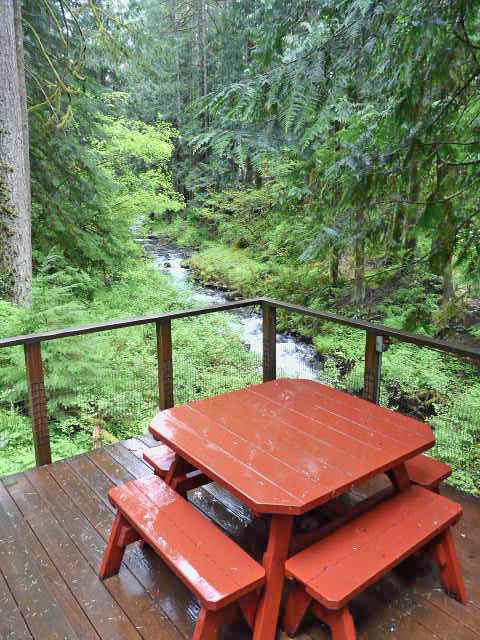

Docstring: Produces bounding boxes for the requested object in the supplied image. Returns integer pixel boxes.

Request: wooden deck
[0,434,478,640]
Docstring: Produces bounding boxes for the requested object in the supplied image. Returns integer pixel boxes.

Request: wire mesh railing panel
[378,346,480,494]
[0,342,35,476]
[0,405,35,477]
[41,327,159,464]
[172,313,262,404]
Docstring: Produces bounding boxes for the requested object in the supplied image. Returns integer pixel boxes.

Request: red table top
[149,378,435,515]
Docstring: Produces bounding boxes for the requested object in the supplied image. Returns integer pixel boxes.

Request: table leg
[165,454,193,485]
[253,514,293,640]
[387,462,411,491]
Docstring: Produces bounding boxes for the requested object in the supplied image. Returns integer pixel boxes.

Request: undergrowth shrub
[0,259,258,476]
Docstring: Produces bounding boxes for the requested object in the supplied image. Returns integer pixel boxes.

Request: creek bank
[145,233,460,424]
[143,234,323,380]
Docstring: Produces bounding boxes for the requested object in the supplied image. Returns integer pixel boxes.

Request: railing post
[24,342,52,466]
[363,331,382,403]
[156,319,174,409]
[262,301,276,382]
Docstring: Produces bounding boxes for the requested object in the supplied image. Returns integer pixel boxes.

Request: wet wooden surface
[0,433,478,639]
[149,378,435,514]
[108,475,265,608]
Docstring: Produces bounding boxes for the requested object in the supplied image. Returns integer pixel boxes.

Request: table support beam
[253,514,293,640]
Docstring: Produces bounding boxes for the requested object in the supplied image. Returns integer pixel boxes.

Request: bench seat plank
[405,454,451,489]
[108,476,265,610]
[143,445,176,476]
[285,485,462,609]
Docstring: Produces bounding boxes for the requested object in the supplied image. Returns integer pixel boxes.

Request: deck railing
[1,296,479,467]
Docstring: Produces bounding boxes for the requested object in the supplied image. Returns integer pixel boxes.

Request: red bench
[99,475,264,639]
[143,444,175,476]
[143,445,210,495]
[283,485,466,639]
[404,453,452,491]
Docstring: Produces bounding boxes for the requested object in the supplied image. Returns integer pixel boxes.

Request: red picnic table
[149,377,436,640]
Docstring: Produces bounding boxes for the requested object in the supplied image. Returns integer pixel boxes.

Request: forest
[0,0,479,493]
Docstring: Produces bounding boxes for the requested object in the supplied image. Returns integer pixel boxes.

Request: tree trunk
[353,209,366,305]
[392,203,405,250]
[404,155,419,255]
[442,256,454,306]
[0,0,32,305]
[245,155,254,183]
[198,0,208,128]
[428,161,456,305]
[170,0,182,117]
[330,246,340,285]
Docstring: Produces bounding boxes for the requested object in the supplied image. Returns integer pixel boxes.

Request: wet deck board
[0,435,478,640]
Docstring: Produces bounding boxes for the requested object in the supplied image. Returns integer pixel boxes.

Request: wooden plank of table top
[174,403,352,496]
[192,389,393,461]
[251,378,432,443]
[0,570,33,640]
[182,399,364,475]
[0,482,81,639]
[0,479,100,640]
[151,379,434,514]
[73,446,198,638]
[187,392,400,477]
[151,410,299,512]
[9,470,144,640]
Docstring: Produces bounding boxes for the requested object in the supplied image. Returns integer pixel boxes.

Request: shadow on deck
[1,434,479,640]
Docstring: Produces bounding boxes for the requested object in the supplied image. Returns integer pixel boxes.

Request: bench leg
[311,603,356,640]
[238,591,259,630]
[192,608,222,640]
[432,528,468,603]
[283,583,312,637]
[99,511,139,579]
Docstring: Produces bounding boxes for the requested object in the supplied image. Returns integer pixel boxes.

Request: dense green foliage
[0,1,478,492]
[0,260,258,476]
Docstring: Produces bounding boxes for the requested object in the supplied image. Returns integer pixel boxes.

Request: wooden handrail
[260,297,480,360]
[1,295,479,359]
[1,295,478,468]
[0,298,261,348]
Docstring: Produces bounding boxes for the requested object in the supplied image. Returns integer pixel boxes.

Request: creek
[143,235,323,381]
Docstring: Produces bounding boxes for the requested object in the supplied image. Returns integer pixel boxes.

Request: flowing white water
[143,236,321,380]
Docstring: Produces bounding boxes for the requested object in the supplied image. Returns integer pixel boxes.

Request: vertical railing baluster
[262,301,277,382]
[363,331,382,403]
[156,319,174,409]
[24,342,52,466]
